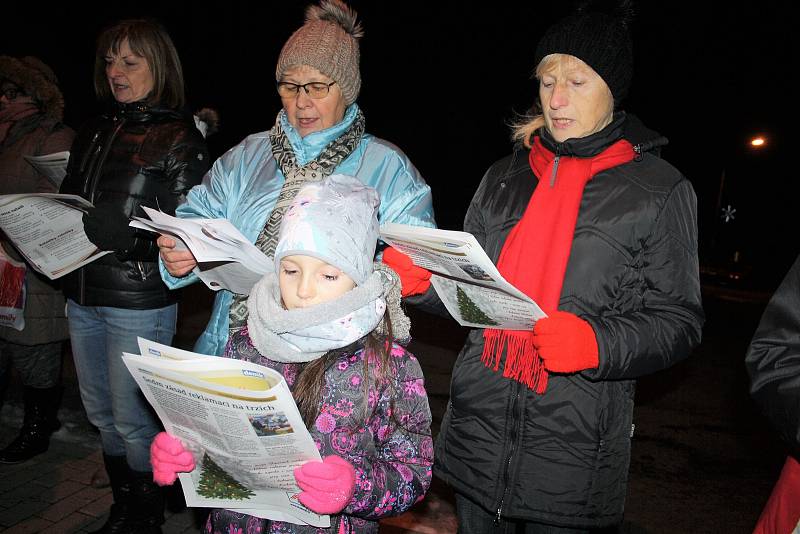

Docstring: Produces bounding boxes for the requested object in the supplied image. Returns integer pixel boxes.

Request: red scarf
[482,136,635,393]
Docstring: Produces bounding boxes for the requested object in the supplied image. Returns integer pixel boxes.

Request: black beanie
[534,12,633,102]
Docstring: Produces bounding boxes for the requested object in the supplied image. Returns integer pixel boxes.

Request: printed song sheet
[0,193,109,279]
[23,151,70,186]
[380,223,546,329]
[130,207,271,295]
[123,338,329,527]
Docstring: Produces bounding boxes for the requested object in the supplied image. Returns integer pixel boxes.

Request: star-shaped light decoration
[721,204,736,223]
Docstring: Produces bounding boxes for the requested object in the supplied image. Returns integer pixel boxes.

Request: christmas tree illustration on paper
[457,286,498,326]
[196,453,255,500]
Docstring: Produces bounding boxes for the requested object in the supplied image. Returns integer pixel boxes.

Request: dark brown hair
[94,19,186,109]
[293,315,396,427]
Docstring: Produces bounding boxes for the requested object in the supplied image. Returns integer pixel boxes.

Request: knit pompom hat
[275,174,380,285]
[534,9,633,102]
[275,0,363,105]
[0,56,64,120]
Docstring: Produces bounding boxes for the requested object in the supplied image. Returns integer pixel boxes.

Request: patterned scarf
[227,109,366,334]
[481,135,635,393]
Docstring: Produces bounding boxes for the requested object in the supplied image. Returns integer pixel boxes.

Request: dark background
[3,1,794,291]
[2,4,796,531]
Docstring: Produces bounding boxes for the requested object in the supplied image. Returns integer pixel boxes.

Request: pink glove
[150,432,196,486]
[294,455,356,514]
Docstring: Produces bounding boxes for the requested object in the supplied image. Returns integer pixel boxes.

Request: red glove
[150,432,196,486]
[532,311,599,373]
[381,246,431,297]
[294,455,356,514]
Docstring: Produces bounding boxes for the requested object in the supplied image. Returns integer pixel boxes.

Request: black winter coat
[746,253,800,457]
[59,102,209,309]
[430,114,704,528]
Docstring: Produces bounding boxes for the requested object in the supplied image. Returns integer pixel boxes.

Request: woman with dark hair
[58,19,209,533]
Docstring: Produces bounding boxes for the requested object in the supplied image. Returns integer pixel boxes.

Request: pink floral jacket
[205,329,433,534]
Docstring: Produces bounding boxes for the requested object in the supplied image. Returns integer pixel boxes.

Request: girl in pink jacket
[151,174,433,533]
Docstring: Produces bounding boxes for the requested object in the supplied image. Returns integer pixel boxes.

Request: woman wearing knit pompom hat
[383,3,704,532]
[157,0,435,359]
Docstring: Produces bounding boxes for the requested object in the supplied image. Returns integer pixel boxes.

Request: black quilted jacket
[427,114,704,528]
[59,102,209,309]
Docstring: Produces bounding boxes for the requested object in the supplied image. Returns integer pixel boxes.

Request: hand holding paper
[151,432,195,486]
[294,455,356,515]
[157,234,197,277]
[131,207,272,294]
[122,338,331,527]
[0,193,110,279]
[379,223,546,330]
[83,203,136,252]
[381,246,431,297]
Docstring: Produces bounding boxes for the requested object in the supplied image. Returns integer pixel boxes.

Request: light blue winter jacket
[160,104,435,355]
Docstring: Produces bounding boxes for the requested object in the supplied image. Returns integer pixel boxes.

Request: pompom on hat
[533,3,634,102]
[274,174,379,286]
[276,0,363,106]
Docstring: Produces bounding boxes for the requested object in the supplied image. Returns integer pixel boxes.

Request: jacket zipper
[78,132,101,176]
[549,144,564,187]
[632,143,643,162]
[550,156,560,186]
[87,116,126,203]
[494,386,522,524]
[79,116,127,304]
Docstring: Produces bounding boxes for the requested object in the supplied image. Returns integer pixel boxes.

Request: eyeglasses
[276,81,337,99]
[1,86,23,100]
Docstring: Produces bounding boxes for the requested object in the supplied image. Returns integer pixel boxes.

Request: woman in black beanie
[384,5,704,533]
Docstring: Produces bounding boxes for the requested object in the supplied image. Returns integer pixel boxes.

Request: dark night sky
[3,2,794,287]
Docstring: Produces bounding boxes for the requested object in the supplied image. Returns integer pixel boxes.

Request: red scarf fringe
[482,329,548,393]
[482,136,635,394]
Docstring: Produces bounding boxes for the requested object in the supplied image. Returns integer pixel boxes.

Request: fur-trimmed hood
[0,56,64,121]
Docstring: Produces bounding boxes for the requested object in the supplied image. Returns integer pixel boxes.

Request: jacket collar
[107,100,183,123]
[538,111,670,159]
[539,112,626,158]
[279,103,360,166]
[623,112,669,157]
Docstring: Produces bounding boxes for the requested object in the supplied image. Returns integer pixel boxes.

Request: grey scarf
[234,264,409,364]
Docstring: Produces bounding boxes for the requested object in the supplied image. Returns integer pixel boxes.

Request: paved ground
[0,287,787,533]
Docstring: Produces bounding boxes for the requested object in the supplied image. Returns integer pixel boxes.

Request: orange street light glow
[750,137,766,147]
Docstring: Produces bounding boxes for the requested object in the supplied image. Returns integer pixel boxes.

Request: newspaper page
[380,223,546,330]
[130,206,271,295]
[0,193,110,279]
[23,151,70,187]
[123,339,329,527]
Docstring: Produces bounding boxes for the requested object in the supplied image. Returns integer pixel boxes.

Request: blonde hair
[510,54,613,147]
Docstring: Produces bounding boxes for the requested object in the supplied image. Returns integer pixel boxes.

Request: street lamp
[710,134,769,262]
